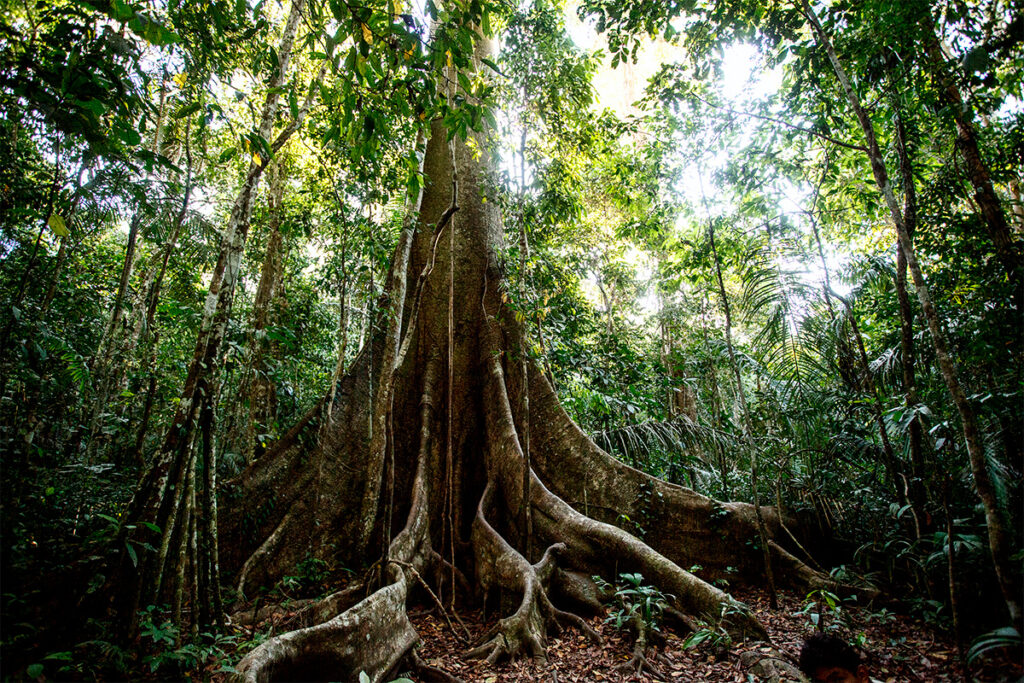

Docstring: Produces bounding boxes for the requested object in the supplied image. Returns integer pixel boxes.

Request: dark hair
[799,633,862,677]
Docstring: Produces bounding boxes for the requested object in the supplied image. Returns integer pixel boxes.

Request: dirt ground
[407,587,973,682]
[226,585,1023,682]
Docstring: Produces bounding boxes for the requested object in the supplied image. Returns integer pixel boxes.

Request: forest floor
[220,585,1024,682]
[408,587,962,682]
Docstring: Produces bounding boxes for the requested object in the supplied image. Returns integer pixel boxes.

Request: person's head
[799,633,869,683]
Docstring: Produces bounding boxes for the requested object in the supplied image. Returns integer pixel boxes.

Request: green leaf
[962,47,990,74]
[77,99,107,117]
[26,663,43,678]
[359,672,370,683]
[48,215,70,238]
[119,127,142,146]
[125,541,138,567]
[174,102,202,119]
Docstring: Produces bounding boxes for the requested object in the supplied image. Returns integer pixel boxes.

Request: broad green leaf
[48,215,70,238]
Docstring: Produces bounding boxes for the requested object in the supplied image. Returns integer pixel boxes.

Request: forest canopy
[0,0,1021,680]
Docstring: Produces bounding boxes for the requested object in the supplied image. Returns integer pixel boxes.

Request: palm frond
[592,416,736,464]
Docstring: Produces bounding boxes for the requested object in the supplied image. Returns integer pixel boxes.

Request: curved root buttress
[220,40,833,683]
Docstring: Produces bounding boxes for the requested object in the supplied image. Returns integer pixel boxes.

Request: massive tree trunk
[222,37,836,683]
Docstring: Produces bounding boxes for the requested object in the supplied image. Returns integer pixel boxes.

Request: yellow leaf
[361,23,373,44]
[404,48,414,61]
[172,72,186,87]
[446,50,452,68]
[391,0,402,17]
[252,153,261,166]
[48,215,70,238]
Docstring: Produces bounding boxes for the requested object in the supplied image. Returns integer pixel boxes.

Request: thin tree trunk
[806,157,860,392]
[828,288,915,534]
[236,158,288,464]
[701,293,730,499]
[918,8,1022,294]
[199,393,225,629]
[942,477,966,672]
[129,120,195,469]
[95,79,169,375]
[706,211,778,609]
[890,93,929,512]
[801,0,1022,622]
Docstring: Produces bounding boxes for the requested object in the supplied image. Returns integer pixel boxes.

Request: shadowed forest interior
[0,0,1022,680]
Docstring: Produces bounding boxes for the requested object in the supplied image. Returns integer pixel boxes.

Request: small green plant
[25,652,75,680]
[681,601,744,651]
[137,606,239,675]
[797,588,849,632]
[358,672,415,683]
[274,554,336,597]
[593,572,673,632]
[864,607,896,626]
[712,565,737,589]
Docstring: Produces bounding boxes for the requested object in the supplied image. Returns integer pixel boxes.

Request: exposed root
[614,646,665,681]
[612,614,667,681]
[551,569,606,616]
[389,558,471,643]
[219,62,841,681]
[530,472,767,641]
[466,483,600,665]
[232,579,417,683]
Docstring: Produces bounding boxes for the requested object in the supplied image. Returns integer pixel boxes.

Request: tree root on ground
[611,613,670,681]
[232,578,416,683]
[466,483,601,665]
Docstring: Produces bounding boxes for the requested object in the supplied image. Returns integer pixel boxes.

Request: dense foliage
[1,0,1020,677]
